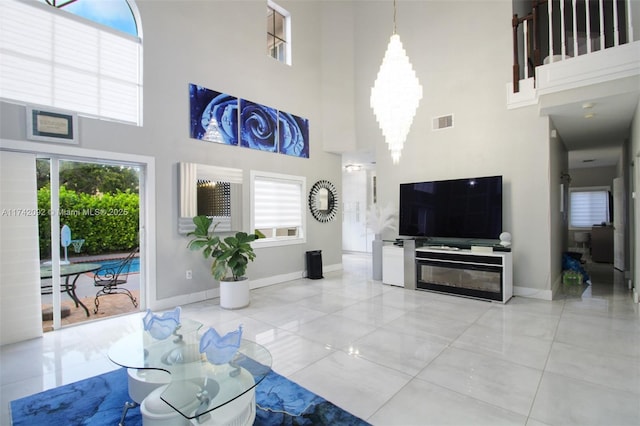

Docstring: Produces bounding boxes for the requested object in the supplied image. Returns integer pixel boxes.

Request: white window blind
[569,188,610,228]
[254,176,302,229]
[0,0,141,125]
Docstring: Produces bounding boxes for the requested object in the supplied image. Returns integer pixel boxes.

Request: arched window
[0,0,143,125]
[38,0,139,37]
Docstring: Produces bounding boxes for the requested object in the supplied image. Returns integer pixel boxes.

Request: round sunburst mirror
[309,180,338,223]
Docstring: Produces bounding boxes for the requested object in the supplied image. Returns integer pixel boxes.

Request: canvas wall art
[240,99,278,152]
[278,112,309,158]
[189,83,310,158]
[189,84,239,145]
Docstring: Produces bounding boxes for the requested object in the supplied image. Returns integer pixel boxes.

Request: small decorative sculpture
[199,325,243,365]
[60,225,72,265]
[143,306,181,340]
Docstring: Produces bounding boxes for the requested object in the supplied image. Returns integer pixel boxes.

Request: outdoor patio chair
[93,247,139,314]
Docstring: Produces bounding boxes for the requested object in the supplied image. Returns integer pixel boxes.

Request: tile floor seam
[539,364,640,396]
[524,296,567,424]
[408,374,530,421]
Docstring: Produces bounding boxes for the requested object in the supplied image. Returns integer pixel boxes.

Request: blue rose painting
[240,100,278,152]
[189,84,239,145]
[278,112,309,158]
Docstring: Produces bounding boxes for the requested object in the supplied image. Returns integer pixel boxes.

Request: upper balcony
[507,0,640,110]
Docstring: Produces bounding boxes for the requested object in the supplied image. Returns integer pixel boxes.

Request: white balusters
[560,0,567,59]
[599,0,605,50]
[548,0,554,62]
[613,0,620,46]
[627,0,634,41]
[524,19,529,79]
[572,0,578,56]
[586,0,592,54]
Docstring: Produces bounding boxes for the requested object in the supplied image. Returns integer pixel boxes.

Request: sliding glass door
[38,156,142,331]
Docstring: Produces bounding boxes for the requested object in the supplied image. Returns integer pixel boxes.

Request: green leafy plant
[37,186,139,257]
[187,215,257,281]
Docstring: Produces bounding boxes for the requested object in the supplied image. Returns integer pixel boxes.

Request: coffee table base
[141,385,256,426]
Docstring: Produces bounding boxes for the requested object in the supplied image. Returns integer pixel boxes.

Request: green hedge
[38,186,139,257]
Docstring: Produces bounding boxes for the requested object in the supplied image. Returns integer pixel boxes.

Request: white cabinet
[382,245,404,287]
[415,247,513,303]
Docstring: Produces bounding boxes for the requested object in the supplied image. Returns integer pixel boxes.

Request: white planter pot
[220,277,250,309]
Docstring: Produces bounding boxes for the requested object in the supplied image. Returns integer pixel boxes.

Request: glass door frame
[1,139,156,332]
[42,155,147,328]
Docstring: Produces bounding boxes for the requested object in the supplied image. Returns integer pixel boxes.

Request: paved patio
[41,268,140,331]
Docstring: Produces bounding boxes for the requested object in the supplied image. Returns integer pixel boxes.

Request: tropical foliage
[187,215,257,281]
[37,186,139,257]
[37,160,139,195]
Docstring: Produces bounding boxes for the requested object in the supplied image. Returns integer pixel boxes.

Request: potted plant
[187,215,257,309]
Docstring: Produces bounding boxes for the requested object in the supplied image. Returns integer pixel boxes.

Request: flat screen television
[399,175,503,240]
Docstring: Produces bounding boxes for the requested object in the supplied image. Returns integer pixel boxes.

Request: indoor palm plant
[187,215,257,309]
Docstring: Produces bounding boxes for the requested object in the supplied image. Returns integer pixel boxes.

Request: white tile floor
[2,253,639,425]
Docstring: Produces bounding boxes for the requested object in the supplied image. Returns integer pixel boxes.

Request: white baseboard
[513,285,553,301]
[149,288,219,311]
[149,262,344,310]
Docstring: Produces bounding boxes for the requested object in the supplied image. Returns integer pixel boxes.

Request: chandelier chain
[393,0,397,34]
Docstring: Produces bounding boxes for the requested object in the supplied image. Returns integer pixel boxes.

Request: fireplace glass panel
[417,261,502,297]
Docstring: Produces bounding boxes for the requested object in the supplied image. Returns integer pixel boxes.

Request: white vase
[372,234,383,281]
[220,277,250,309]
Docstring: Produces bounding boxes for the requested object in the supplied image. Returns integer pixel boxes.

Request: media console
[399,240,512,303]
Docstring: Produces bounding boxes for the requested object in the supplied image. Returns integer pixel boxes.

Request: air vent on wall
[432,114,454,130]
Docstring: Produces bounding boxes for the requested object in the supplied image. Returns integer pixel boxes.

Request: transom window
[569,187,611,228]
[0,0,142,125]
[251,171,305,247]
[267,1,291,65]
[37,0,138,37]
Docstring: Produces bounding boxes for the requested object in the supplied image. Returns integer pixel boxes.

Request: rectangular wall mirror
[178,162,243,234]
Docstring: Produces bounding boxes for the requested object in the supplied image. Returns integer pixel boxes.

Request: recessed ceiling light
[582,102,594,109]
[344,164,362,172]
[584,113,595,119]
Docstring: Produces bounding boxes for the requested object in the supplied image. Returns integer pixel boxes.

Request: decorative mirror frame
[309,180,338,223]
[178,162,243,234]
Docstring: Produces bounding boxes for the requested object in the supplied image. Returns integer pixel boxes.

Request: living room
[1,0,639,424]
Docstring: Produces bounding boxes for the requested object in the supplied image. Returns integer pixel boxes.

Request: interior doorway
[37,156,145,331]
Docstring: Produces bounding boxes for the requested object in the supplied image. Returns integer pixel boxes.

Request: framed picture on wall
[278,111,309,158]
[239,99,278,152]
[26,106,78,144]
[189,83,239,145]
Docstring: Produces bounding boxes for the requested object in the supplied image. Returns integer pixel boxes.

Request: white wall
[550,123,569,297]
[353,0,554,297]
[342,169,368,252]
[570,166,618,187]
[0,0,343,309]
[0,152,42,345]
[320,1,357,154]
[631,97,640,300]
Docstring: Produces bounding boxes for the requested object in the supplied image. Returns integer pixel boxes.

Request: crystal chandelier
[370,0,423,164]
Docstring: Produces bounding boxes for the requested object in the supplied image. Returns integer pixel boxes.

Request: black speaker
[306,250,323,279]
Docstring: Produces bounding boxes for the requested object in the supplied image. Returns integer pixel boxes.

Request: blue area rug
[10,368,369,426]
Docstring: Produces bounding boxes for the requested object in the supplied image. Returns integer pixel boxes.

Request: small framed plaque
[26,107,78,144]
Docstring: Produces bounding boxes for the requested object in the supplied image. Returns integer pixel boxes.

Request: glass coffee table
[108,318,272,425]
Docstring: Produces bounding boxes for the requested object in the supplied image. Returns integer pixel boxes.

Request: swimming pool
[95,257,140,274]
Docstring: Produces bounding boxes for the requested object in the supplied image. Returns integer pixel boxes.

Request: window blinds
[569,190,609,228]
[0,0,141,125]
[254,176,302,229]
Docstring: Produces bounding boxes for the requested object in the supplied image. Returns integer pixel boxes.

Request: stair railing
[512,0,634,93]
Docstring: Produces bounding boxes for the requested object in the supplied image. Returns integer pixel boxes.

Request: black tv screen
[399,176,503,239]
